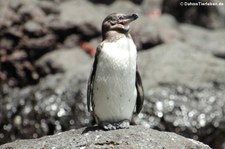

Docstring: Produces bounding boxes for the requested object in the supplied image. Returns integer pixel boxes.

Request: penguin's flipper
[87,45,102,112]
[135,68,144,114]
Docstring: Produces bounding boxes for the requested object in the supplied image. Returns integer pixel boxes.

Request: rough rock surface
[0,48,92,145]
[180,24,225,59]
[0,126,211,149]
[138,41,225,89]
[134,83,225,149]
[132,14,182,50]
[136,41,225,149]
[162,0,225,29]
[1,0,225,148]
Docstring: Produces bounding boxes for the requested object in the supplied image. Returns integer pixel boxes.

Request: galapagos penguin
[87,13,144,130]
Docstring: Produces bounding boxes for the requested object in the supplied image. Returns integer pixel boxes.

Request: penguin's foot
[101,120,130,130]
[117,120,130,129]
[102,123,117,130]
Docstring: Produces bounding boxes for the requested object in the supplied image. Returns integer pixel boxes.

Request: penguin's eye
[118,16,123,20]
[111,17,117,22]
[110,19,117,25]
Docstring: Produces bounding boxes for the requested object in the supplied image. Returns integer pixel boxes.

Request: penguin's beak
[118,13,138,31]
[120,13,139,25]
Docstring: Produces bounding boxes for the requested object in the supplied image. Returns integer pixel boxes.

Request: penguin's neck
[103,30,131,42]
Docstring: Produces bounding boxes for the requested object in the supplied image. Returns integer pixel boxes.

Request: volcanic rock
[0,126,211,149]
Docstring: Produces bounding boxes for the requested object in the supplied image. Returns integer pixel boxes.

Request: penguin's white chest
[93,37,137,123]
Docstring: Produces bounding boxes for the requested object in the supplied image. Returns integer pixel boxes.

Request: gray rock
[17,1,46,23]
[0,38,15,51]
[35,47,92,75]
[138,41,225,90]
[0,6,20,29]
[58,0,105,30]
[134,83,225,149]
[88,0,115,5]
[62,34,80,48]
[132,14,182,50]
[21,34,57,58]
[1,0,225,148]
[0,48,92,145]
[140,0,162,15]
[58,0,142,40]
[24,20,47,37]
[180,24,225,59]
[37,1,59,15]
[107,0,143,14]
[162,0,225,29]
[0,126,211,149]
[136,41,225,148]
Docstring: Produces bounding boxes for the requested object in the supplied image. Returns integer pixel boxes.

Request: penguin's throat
[103,31,130,42]
[123,24,130,31]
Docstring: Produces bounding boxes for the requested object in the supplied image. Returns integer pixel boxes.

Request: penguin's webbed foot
[102,123,117,130]
[117,120,130,129]
[101,120,130,130]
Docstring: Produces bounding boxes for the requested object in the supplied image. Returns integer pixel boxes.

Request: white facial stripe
[123,24,130,30]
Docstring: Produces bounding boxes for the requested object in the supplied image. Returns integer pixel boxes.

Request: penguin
[87,13,144,130]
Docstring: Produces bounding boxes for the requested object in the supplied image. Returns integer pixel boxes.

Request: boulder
[1,0,225,148]
[132,14,182,50]
[136,41,225,148]
[138,41,225,89]
[180,24,225,59]
[162,0,225,29]
[0,48,92,145]
[134,83,225,149]
[0,126,211,149]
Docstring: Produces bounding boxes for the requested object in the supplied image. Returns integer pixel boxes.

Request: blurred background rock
[0,0,225,149]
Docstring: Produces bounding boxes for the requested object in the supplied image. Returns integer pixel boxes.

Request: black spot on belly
[120,94,122,97]
[96,87,99,90]
[107,97,109,100]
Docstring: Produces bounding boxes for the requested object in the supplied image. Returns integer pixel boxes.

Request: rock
[0,50,38,87]
[58,0,142,41]
[0,26,22,51]
[58,0,103,40]
[21,34,57,59]
[47,19,77,40]
[162,0,225,29]
[0,7,20,30]
[107,0,143,14]
[132,0,144,5]
[0,0,60,87]
[0,0,156,88]
[132,14,182,50]
[62,34,80,48]
[2,26,23,40]
[37,1,59,15]
[76,22,101,40]
[18,2,46,23]
[0,38,15,51]
[35,47,91,74]
[0,48,92,145]
[140,0,162,15]
[89,0,115,5]
[23,20,47,37]
[0,126,211,149]
[211,30,225,59]
[136,41,225,149]
[1,0,225,148]
[180,24,225,59]
[59,1,105,27]
[134,83,225,149]
[138,41,225,89]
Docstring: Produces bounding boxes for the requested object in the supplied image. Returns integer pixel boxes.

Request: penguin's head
[102,13,138,34]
